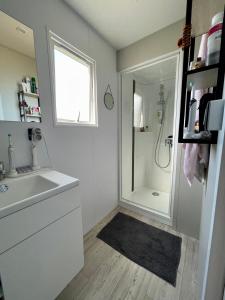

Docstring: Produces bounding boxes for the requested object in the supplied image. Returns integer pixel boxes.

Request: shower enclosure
[120,54,180,223]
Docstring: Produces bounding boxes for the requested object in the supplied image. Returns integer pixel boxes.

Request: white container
[205,99,225,130]
[187,99,197,133]
[25,77,31,93]
[207,12,224,65]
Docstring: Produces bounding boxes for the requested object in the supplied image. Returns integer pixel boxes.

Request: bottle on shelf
[207,12,224,65]
[31,77,37,94]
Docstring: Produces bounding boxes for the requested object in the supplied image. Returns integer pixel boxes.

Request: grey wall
[0,0,118,234]
[117,20,184,72]
[192,0,225,35]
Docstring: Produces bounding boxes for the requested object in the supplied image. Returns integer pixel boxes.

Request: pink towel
[183,143,198,185]
[183,143,209,185]
[183,34,209,185]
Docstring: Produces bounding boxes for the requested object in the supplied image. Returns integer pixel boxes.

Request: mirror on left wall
[0,10,41,123]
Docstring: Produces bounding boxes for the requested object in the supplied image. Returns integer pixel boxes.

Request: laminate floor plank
[56,206,199,300]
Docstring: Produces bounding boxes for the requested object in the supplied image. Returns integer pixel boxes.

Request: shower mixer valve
[165,135,173,147]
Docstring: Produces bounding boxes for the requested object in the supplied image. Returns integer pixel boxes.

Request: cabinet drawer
[0,208,84,300]
[0,187,80,254]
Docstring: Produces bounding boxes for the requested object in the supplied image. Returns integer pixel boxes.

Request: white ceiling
[133,57,177,84]
[64,0,186,49]
[0,10,35,59]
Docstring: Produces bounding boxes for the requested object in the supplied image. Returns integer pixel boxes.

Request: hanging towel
[183,143,198,185]
[183,143,209,185]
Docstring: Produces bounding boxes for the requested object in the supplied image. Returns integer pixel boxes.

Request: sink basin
[0,169,79,219]
[0,175,58,203]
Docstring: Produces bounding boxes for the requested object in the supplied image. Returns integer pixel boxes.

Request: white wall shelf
[22,91,39,98]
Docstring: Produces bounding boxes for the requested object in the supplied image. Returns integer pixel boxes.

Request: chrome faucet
[0,162,6,181]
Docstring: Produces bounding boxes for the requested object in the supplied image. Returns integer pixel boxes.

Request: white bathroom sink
[0,175,58,203]
[0,169,79,219]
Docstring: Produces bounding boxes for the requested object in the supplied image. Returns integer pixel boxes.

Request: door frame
[132,80,135,192]
[118,49,183,227]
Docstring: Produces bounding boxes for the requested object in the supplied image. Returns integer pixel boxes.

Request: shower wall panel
[134,79,175,193]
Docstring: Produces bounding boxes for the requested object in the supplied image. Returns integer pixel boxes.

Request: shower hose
[154,108,172,169]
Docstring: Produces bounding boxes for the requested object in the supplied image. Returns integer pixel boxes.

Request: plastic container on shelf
[207,12,224,65]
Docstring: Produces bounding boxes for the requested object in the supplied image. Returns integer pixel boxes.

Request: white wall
[134,132,153,189]
[198,101,225,300]
[117,20,184,72]
[134,82,153,190]
[147,79,175,193]
[0,45,37,121]
[0,0,118,234]
[175,149,203,239]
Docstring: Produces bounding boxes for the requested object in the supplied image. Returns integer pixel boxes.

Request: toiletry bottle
[26,77,31,93]
[187,99,197,133]
[207,12,224,65]
[31,77,36,94]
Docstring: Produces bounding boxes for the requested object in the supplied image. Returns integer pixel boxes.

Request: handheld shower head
[158,84,165,104]
[157,84,166,124]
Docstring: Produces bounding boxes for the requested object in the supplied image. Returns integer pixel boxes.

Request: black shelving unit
[178,0,225,144]
[0,278,4,300]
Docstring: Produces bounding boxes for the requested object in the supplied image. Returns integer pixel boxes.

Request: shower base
[123,187,170,217]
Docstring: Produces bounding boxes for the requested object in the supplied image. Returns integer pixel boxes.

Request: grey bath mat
[97,212,182,286]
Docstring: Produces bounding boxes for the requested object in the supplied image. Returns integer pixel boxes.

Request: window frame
[47,30,98,127]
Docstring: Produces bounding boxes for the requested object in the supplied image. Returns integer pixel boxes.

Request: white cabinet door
[0,187,80,255]
[0,207,84,300]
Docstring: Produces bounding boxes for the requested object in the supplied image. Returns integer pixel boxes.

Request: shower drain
[0,184,8,193]
[152,192,159,196]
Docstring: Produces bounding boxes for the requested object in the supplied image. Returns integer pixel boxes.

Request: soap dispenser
[8,134,18,178]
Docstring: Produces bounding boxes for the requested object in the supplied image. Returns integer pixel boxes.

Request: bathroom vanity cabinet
[0,184,84,300]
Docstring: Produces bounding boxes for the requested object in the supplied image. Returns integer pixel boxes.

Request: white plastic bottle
[207,12,224,65]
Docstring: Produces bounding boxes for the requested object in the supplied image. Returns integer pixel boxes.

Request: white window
[49,31,97,126]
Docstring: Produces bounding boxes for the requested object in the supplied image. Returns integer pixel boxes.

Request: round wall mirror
[104,92,114,110]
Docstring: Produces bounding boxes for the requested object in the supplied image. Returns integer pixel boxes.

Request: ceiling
[133,57,177,84]
[64,0,186,49]
[0,10,35,59]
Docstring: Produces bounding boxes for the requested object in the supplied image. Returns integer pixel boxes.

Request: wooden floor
[56,206,199,300]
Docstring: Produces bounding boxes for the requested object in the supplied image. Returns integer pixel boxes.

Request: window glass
[50,33,97,126]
